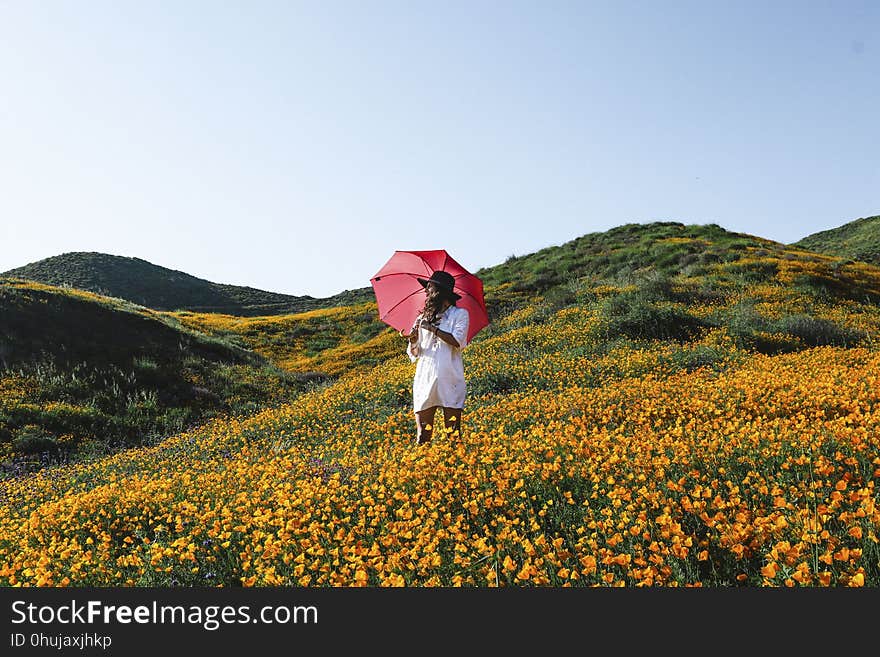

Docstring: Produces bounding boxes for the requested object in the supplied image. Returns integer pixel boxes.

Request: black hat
[417,270,461,301]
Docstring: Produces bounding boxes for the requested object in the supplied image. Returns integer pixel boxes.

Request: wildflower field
[1,236,879,588]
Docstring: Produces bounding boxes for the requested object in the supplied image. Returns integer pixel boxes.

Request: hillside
[0,278,320,466]
[5,219,880,473]
[1,252,372,315]
[2,219,879,587]
[166,302,396,378]
[791,215,880,266]
[6,218,873,323]
[462,220,880,337]
[475,221,880,317]
[168,221,880,380]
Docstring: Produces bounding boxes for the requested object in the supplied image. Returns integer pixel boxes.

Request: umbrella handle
[400,318,421,340]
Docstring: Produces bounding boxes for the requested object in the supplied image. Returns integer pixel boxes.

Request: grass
[792,215,880,266]
[2,252,374,315]
[0,279,320,471]
[2,220,880,587]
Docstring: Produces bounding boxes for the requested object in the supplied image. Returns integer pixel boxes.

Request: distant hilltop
[1,252,372,316]
[791,215,880,266]
[2,214,878,315]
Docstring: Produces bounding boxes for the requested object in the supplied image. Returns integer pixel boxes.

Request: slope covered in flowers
[2,253,879,586]
[167,301,395,377]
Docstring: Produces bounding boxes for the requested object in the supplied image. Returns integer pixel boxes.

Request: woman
[400,270,470,445]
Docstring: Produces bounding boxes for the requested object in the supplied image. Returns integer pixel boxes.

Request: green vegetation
[477,222,784,317]
[1,252,373,315]
[3,218,880,587]
[791,215,880,266]
[0,280,321,470]
[3,218,880,476]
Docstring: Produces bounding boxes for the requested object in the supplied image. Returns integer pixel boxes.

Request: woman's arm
[426,323,459,348]
[403,316,422,361]
[427,309,468,348]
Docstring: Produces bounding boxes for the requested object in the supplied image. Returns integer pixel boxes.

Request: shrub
[467,369,520,397]
[725,300,771,338]
[598,290,709,343]
[665,344,734,373]
[771,314,868,348]
[12,425,59,455]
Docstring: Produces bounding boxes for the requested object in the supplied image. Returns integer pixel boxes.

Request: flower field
[2,269,878,586]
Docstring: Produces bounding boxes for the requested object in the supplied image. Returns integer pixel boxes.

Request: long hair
[421,284,456,324]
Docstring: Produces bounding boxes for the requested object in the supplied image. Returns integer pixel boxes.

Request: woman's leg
[415,406,438,444]
[441,407,463,439]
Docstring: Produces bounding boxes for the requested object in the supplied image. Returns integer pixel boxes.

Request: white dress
[407,305,470,412]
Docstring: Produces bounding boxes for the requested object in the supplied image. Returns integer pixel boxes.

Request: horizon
[2,1,877,297]
[0,216,875,300]
[1,214,876,299]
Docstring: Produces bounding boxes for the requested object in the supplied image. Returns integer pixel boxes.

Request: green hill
[0,278,318,467]
[475,220,880,320]
[477,220,775,293]
[5,218,880,474]
[1,252,372,315]
[790,215,880,266]
[176,220,880,381]
[3,221,880,587]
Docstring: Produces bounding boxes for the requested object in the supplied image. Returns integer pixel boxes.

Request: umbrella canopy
[370,250,489,345]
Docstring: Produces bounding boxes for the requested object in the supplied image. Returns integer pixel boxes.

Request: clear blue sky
[1,1,877,298]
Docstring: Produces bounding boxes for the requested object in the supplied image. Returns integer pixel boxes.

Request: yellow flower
[760,562,779,579]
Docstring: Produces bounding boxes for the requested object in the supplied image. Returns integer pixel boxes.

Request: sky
[1,1,877,299]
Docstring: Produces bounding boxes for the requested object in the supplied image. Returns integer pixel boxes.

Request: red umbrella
[370,249,489,345]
